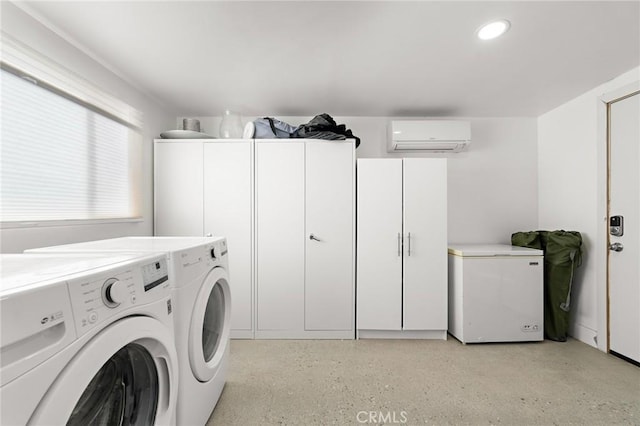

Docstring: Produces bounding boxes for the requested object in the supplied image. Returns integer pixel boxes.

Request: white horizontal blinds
[90,113,131,218]
[1,69,133,221]
[1,32,143,129]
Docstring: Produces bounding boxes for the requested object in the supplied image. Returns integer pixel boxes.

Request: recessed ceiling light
[477,19,511,40]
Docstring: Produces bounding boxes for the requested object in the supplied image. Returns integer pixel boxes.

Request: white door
[188,267,232,381]
[203,141,253,334]
[609,91,640,363]
[403,159,448,330]
[154,141,203,236]
[255,142,305,331]
[305,141,354,330]
[356,159,403,330]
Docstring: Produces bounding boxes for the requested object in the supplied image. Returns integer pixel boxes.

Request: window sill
[0,217,144,230]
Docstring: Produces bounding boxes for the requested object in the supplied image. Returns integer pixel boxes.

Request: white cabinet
[305,142,354,331]
[255,142,306,332]
[255,140,355,338]
[154,139,254,338]
[154,141,203,237]
[356,159,403,330]
[357,158,447,339]
[203,141,254,336]
[155,138,355,340]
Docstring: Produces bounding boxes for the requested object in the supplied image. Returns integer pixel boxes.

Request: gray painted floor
[207,338,639,425]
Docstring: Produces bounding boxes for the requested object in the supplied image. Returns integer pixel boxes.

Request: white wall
[189,115,539,244]
[0,3,177,253]
[538,66,640,349]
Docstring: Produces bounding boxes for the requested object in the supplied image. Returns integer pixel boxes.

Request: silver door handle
[397,233,402,256]
[407,232,411,256]
[309,234,322,242]
[609,242,624,252]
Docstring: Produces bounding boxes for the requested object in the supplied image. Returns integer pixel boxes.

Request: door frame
[596,81,640,353]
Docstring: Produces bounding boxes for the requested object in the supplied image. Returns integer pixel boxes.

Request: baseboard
[254,330,356,339]
[357,330,447,340]
[231,330,254,339]
[569,322,598,348]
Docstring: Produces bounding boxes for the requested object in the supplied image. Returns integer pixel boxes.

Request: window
[1,36,142,225]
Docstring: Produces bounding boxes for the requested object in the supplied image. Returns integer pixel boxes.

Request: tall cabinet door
[357,159,403,330]
[255,142,305,331]
[305,141,354,330]
[154,141,203,236]
[203,141,253,335]
[403,158,448,330]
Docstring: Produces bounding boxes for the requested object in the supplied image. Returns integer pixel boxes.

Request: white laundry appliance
[448,244,544,343]
[28,236,232,425]
[0,252,178,425]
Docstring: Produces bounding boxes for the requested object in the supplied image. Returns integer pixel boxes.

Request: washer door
[29,316,177,425]
[189,266,232,382]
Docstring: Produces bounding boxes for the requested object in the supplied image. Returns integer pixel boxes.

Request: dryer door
[29,316,178,425]
[189,266,232,382]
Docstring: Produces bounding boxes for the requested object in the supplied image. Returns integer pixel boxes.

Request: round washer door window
[189,267,231,382]
[67,343,158,425]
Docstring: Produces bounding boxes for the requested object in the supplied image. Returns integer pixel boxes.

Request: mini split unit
[388,120,471,153]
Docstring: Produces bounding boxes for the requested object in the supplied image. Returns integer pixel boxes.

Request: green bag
[511,230,583,342]
[511,231,543,250]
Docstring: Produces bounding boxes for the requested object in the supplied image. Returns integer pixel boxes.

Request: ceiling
[16,1,640,117]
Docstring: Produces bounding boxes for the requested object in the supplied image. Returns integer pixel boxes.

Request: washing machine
[0,252,178,425]
[28,236,232,425]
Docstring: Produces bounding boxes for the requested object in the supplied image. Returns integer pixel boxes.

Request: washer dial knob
[102,278,127,307]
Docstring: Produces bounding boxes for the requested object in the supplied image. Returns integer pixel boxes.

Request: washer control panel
[141,258,169,292]
[67,256,169,336]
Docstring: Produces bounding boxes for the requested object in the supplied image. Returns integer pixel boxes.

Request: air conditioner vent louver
[388,120,471,153]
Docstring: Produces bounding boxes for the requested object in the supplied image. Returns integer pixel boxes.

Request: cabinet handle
[309,234,322,242]
[407,232,411,256]
[397,233,402,256]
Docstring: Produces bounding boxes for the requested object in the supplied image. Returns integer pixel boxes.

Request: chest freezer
[448,244,544,343]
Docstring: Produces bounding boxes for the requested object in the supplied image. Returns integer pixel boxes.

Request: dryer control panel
[67,256,169,336]
[176,238,228,283]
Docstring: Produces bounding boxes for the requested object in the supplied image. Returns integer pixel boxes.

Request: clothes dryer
[0,253,178,425]
[29,237,232,425]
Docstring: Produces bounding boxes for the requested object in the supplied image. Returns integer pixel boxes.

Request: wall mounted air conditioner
[388,120,471,153]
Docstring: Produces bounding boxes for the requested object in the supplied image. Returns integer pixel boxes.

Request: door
[154,141,203,236]
[356,159,403,330]
[609,91,640,363]
[29,317,177,425]
[203,141,253,333]
[305,141,354,330]
[403,159,448,330]
[255,142,305,331]
[189,267,232,381]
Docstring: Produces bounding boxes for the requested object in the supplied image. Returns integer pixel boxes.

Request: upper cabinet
[154,141,204,237]
[154,138,355,340]
[357,158,448,339]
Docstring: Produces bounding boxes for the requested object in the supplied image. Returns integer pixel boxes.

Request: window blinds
[1,69,138,222]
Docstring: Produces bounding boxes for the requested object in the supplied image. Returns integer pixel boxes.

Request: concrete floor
[207,338,639,425]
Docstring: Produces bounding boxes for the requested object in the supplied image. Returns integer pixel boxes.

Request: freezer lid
[448,244,543,257]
